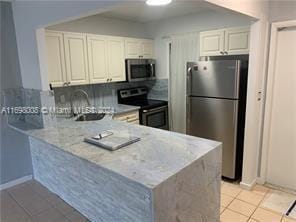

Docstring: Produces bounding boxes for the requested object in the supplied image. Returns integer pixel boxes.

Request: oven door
[141,106,168,130]
[126,59,156,82]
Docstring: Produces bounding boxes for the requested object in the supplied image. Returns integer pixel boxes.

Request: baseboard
[240,178,257,190]
[0,175,32,190]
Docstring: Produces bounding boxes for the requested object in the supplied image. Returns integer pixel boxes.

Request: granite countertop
[9,117,221,188]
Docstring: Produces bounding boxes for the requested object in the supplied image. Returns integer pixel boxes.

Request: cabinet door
[200,30,224,56]
[141,39,154,58]
[224,27,250,55]
[45,31,67,87]
[125,38,140,59]
[64,33,89,85]
[87,35,108,84]
[108,37,126,82]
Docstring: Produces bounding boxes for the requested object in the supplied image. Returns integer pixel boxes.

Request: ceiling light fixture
[146,0,172,6]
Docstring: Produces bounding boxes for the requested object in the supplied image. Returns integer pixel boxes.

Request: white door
[200,30,224,56]
[125,38,140,59]
[108,37,126,82]
[87,35,108,84]
[265,27,296,190]
[224,27,250,55]
[64,33,89,85]
[45,31,67,87]
[141,40,154,58]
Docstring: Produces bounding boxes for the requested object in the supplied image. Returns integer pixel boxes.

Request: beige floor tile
[1,195,30,222]
[221,194,234,207]
[252,184,270,196]
[260,189,296,214]
[220,207,226,214]
[289,210,296,219]
[282,216,296,222]
[30,206,68,222]
[251,207,282,222]
[65,210,89,222]
[237,190,265,206]
[220,209,249,222]
[228,199,257,217]
[55,201,75,216]
[248,219,258,222]
[16,193,52,216]
[221,183,242,197]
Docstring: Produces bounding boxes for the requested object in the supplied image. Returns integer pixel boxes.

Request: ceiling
[99,1,215,23]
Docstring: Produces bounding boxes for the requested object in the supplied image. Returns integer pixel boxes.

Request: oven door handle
[142,106,167,113]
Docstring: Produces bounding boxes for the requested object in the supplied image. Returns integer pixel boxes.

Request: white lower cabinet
[113,110,139,124]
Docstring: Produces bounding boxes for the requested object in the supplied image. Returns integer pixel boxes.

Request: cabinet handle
[63,82,68,86]
[110,78,112,81]
[224,51,228,55]
[220,51,224,55]
[68,82,71,85]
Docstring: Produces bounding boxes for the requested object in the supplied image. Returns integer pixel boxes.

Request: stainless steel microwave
[126,59,156,82]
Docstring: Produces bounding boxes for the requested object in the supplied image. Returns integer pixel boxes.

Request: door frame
[259,20,296,184]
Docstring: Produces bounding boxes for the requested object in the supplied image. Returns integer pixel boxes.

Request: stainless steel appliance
[186,60,248,180]
[126,59,156,82]
[118,87,169,130]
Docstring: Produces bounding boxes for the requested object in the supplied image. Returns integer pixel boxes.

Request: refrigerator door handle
[186,96,191,134]
[186,66,193,96]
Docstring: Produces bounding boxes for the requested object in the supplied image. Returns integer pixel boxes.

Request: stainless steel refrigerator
[186,60,248,180]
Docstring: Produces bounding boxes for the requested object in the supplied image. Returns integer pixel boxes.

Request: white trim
[0,175,33,191]
[240,179,257,190]
[259,20,296,184]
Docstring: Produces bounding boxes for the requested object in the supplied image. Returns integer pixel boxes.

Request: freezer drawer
[187,60,241,99]
[186,96,239,179]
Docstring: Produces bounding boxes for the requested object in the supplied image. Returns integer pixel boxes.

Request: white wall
[11,1,125,90]
[146,10,251,79]
[47,14,149,39]
[269,1,296,22]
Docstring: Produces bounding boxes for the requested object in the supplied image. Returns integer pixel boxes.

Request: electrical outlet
[60,95,66,104]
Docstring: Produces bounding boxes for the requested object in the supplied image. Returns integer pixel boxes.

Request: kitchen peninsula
[10,117,221,222]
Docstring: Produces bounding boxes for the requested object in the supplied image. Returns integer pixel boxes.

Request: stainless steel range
[118,87,169,130]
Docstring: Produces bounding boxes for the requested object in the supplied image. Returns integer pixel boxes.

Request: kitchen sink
[75,113,105,121]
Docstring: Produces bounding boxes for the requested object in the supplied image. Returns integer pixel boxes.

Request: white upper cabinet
[63,33,89,86]
[141,39,154,58]
[224,27,250,55]
[200,26,250,56]
[200,30,224,56]
[45,31,153,87]
[125,38,141,58]
[87,35,109,84]
[45,31,67,87]
[107,37,126,82]
[125,38,154,59]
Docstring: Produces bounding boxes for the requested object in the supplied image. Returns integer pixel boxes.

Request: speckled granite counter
[10,118,222,222]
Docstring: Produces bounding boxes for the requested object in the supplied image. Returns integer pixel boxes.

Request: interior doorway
[262,21,296,191]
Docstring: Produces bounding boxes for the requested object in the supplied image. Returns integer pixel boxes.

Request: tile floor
[0,180,89,222]
[1,179,295,222]
[220,180,296,222]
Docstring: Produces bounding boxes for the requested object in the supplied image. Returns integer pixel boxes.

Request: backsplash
[2,88,56,128]
[53,79,168,110]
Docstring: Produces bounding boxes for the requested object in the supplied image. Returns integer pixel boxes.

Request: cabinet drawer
[113,110,139,123]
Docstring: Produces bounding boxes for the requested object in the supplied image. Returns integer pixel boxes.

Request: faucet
[69,89,91,117]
